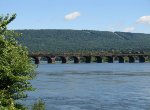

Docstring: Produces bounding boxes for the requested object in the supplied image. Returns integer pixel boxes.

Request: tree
[0,14,34,109]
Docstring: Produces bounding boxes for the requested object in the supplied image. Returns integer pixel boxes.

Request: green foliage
[0,14,34,109]
[0,14,16,34]
[32,99,45,110]
[15,29,150,53]
[0,97,15,110]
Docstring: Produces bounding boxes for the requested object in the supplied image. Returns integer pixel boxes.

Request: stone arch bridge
[29,53,150,64]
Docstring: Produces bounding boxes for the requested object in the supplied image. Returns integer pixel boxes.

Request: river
[23,63,150,110]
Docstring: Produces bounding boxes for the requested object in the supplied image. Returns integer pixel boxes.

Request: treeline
[15,29,150,53]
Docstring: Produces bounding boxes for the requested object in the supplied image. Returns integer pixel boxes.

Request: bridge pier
[48,57,56,63]
[128,56,135,63]
[107,56,113,63]
[50,57,56,63]
[84,56,91,63]
[73,56,80,63]
[139,56,145,63]
[46,57,52,64]
[95,56,102,63]
[60,56,68,63]
[32,57,40,64]
[118,56,124,63]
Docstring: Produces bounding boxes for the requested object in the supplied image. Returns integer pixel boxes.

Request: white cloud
[123,27,135,32]
[136,16,150,24]
[65,11,81,21]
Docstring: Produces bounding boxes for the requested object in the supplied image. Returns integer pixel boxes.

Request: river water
[23,63,150,110]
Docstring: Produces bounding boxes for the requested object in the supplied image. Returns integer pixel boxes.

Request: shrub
[32,99,45,110]
[0,14,34,109]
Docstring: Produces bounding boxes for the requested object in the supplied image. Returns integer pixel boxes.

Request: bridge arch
[40,56,56,64]
[117,56,124,63]
[69,56,80,63]
[139,56,145,63]
[95,56,102,63]
[106,56,113,63]
[55,56,67,63]
[82,56,91,63]
[128,56,135,63]
[31,57,40,64]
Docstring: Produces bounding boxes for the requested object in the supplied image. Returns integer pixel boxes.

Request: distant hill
[15,29,150,53]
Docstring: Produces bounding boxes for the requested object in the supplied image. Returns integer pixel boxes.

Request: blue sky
[0,0,150,33]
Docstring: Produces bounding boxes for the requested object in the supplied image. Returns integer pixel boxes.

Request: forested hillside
[15,29,150,53]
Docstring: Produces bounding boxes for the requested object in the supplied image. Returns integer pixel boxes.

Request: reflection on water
[24,63,150,110]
